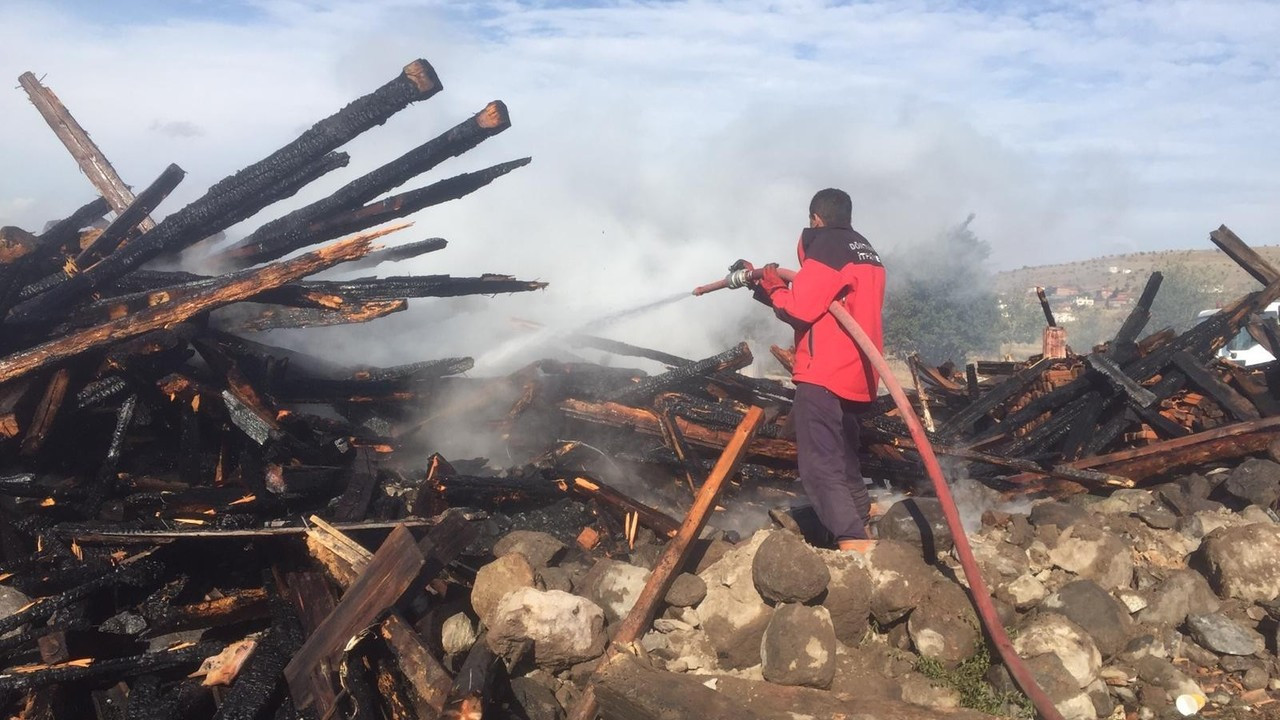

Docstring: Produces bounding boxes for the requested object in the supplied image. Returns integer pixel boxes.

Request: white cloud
[1,0,1278,366]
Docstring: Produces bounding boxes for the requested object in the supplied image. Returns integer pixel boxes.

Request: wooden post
[566,406,766,720]
[17,72,154,230]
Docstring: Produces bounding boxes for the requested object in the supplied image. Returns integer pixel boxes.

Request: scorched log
[559,398,796,461]
[220,101,513,266]
[73,164,186,268]
[608,342,752,405]
[336,236,447,273]
[305,158,532,243]
[0,226,393,385]
[10,60,442,323]
[213,300,407,333]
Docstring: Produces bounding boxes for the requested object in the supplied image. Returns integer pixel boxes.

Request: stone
[1029,500,1090,529]
[1136,504,1177,530]
[970,536,1031,581]
[1136,570,1220,626]
[1175,473,1213,500]
[509,675,565,720]
[493,530,566,568]
[998,573,1048,610]
[1222,458,1280,509]
[441,612,478,655]
[1198,523,1280,601]
[578,559,648,624]
[472,553,536,626]
[1041,580,1133,659]
[486,588,606,669]
[865,539,938,624]
[1179,639,1220,668]
[1008,513,1034,547]
[538,566,573,593]
[760,603,837,688]
[1012,612,1102,688]
[1024,654,1098,720]
[1046,525,1134,590]
[1186,613,1264,656]
[664,573,706,608]
[697,530,775,669]
[1134,655,1202,699]
[907,580,979,667]
[0,586,32,638]
[1090,488,1154,515]
[1243,666,1270,691]
[641,619,719,672]
[817,549,872,645]
[751,531,829,604]
[898,672,962,711]
[1115,589,1148,614]
[877,498,954,555]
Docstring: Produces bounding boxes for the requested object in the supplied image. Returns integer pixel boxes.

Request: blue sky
[1,0,1278,363]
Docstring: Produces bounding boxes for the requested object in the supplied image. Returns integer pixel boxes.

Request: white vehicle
[1195,302,1280,367]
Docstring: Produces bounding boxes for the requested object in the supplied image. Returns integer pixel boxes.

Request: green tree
[997,292,1044,345]
[1148,264,1219,334]
[883,216,1001,364]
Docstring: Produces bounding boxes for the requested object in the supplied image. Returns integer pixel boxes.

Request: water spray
[694,264,1064,720]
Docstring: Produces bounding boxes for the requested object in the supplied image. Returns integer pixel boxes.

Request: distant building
[1108,266,1119,274]
[1056,310,1078,323]
[1075,296,1095,307]
[1052,286,1079,298]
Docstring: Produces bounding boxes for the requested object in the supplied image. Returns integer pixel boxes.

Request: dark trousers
[793,382,873,541]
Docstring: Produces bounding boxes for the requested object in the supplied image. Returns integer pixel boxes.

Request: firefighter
[741,188,886,551]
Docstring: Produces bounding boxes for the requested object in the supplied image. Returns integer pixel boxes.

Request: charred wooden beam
[33,197,112,258]
[0,641,222,693]
[442,631,498,720]
[307,158,531,245]
[608,342,752,405]
[333,447,378,522]
[1171,351,1261,421]
[147,588,270,634]
[1210,225,1280,286]
[74,164,186,267]
[1109,271,1163,363]
[337,237,447,273]
[378,613,451,718]
[560,398,795,461]
[1085,353,1157,408]
[940,357,1053,437]
[0,228,389,385]
[1224,363,1280,416]
[10,61,441,322]
[209,150,352,241]
[19,368,71,456]
[561,475,681,538]
[222,102,512,265]
[1036,287,1056,326]
[36,630,145,665]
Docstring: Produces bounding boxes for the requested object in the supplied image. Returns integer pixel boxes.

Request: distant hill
[993,246,1280,300]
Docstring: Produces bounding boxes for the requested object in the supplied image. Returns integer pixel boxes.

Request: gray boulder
[578,559,648,624]
[1198,523,1280,601]
[1136,570,1220,626]
[472,553,536,626]
[751,531,830,604]
[509,675,565,720]
[1136,504,1177,530]
[878,498,954,555]
[441,612,477,655]
[1041,580,1132,659]
[760,604,837,688]
[1025,654,1098,720]
[1012,612,1102,688]
[664,573,706,608]
[865,540,938,624]
[1029,501,1089,529]
[1134,655,1202,699]
[1046,525,1133,590]
[907,580,979,667]
[818,550,872,645]
[494,530,566,568]
[487,588,606,669]
[1222,458,1280,508]
[1186,613,1264,656]
[697,531,775,669]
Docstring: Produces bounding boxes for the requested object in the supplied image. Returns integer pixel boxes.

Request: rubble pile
[3,53,1280,720]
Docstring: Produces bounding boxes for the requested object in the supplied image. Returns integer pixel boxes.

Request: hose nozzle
[725,268,752,290]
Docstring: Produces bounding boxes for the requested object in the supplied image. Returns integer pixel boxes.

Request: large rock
[441,612,477,655]
[818,550,872,645]
[907,580,979,667]
[1136,570,1220,626]
[1186,613,1264,656]
[1041,580,1133,658]
[1222,458,1280,508]
[487,588,606,669]
[998,573,1048,611]
[1046,525,1134,590]
[866,540,937,624]
[664,573,706,608]
[751,531,829,604]
[509,675,565,720]
[1025,654,1097,720]
[472,553,536,626]
[760,603,837,688]
[641,618,719,673]
[1012,612,1102,688]
[1029,501,1089,530]
[578,559,648,623]
[493,530,567,568]
[1134,655,1202,700]
[696,531,775,669]
[1198,523,1280,601]
[877,498,954,556]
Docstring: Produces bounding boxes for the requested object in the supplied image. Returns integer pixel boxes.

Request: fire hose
[694,267,1065,720]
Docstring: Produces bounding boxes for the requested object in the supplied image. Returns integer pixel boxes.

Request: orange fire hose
[695,267,1065,720]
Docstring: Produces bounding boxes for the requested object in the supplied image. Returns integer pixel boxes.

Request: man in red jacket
[749,188,886,551]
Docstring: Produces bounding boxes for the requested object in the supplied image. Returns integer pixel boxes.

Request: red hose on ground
[697,267,1065,720]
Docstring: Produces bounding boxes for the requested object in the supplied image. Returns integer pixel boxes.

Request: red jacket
[764,226,885,401]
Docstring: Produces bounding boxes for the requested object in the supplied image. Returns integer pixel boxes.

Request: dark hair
[809,188,852,228]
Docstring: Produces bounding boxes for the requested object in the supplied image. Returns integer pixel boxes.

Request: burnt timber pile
[4,57,1280,720]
